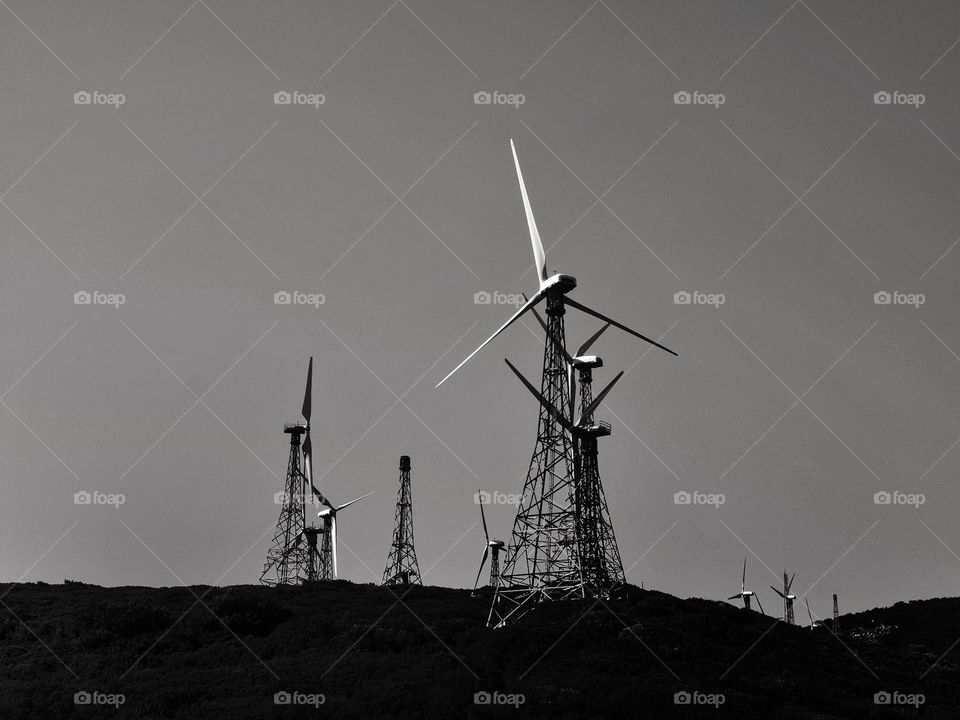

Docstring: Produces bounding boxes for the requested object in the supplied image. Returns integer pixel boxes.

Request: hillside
[0,581,956,718]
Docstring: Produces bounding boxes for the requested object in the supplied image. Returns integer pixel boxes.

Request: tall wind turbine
[728,557,764,614]
[436,141,676,628]
[436,141,675,389]
[472,493,506,593]
[771,571,796,624]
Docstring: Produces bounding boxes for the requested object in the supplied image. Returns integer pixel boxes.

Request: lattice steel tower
[260,424,310,585]
[489,295,583,627]
[382,455,422,586]
[571,354,625,594]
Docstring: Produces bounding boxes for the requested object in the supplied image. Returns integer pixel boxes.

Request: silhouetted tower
[833,593,840,631]
[489,296,583,627]
[261,424,310,585]
[383,455,422,586]
[572,353,625,593]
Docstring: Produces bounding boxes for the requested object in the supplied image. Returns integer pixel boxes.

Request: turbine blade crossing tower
[383,455,422,586]
[260,421,309,585]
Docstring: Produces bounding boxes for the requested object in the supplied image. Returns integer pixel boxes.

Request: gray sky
[1,0,960,619]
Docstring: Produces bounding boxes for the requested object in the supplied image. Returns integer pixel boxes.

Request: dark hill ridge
[0,581,957,719]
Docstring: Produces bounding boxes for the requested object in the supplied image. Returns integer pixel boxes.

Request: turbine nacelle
[572,355,602,369]
[539,272,577,296]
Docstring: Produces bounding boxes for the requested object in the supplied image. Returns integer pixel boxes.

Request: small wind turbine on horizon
[728,557,764,614]
[472,493,505,594]
[771,571,797,624]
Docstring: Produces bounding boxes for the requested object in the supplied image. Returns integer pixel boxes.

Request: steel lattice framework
[382,455,422,586]
[573,364,625,595]
[260,426,310,586]
[489,296,584,627]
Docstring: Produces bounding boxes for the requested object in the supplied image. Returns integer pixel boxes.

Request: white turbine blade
[771,586,786,599]
[727,593,741,601]
[755,594,766,615]
[335,491,374,512]
[742,557,747,592]
[504,358,571,429]
[578,370,623,424]
[805,597,813,624]
[576,322,611,357]
[332,516,338,578]
[568,363,575,421]
[564,297,677,357]
[479,493,489,542]
[510,140,548,286]
[473,546,489,591]
[435,291,546,387]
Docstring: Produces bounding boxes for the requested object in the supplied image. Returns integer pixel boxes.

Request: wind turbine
[728,557,764,614]
[771,570,796,624]
[472,493,506,593]
[313,490,374,579]
[435,140,675,389]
